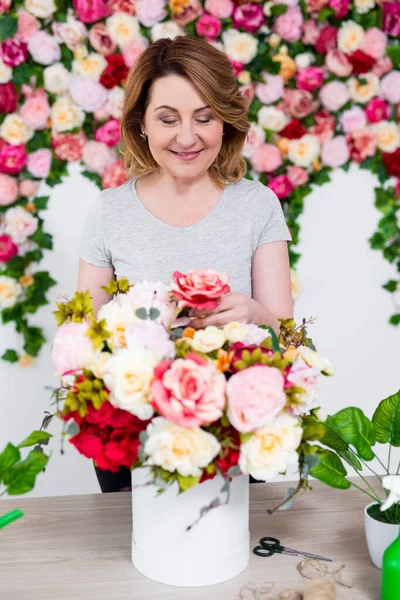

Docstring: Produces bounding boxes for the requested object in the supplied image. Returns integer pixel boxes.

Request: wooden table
[0,480,380,600]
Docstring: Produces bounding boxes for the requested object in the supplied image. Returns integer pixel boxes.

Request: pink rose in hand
[251,143,283,173]
[171,268,230,311]
[0,234,18,263]
[152,354,227,428]
[227,365,286,433]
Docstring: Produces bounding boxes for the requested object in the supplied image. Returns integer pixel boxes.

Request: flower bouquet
[50,268,333,586]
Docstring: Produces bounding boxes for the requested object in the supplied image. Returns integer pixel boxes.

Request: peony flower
[347,128,377,163]
[325,49,352,77]
[286,358,319,415]
[315,26,337,54]
[0,113,33,146]
[257,106,288,132]
[51,322,96,376]
[27,148,52,179]
[105,86,124,119]
[50,95,85,133]
[4,205,38,243]
[89,22,116,56]
[287,165,309,187]
[171,268,230,311]
[302,19,320,45]
[222,29,258,64]
[0,234,18,263]
[17,12,39,40]
[150,20,184,41]
[51,14,87,50]
[20,92,50,131]
[19,178,38,197]
[0,37,28,67]
[117,280,177,329]
[306,0,328,11]
[320,81,350,111]
[347,50,375,75]
[95,118,121,147]
[205,0,234,19]
[102,160,127,188]
[282,89,317,119]
[280,120,307,140]
[321,136,349,168]
[0,275,23,309]
[329,0,349,18]
[373,121,400,154]
[239,83,255,106]
[152,354,227,427]
[125,320,175,361]
[309,110,335,144]
[43,63,70,95]
[372,56,393,78]
[361,27,387,59]
[106,11,140,48]
[340,106,366,134]
[296,66,324,91]
[73,0,109,23]
[0,141,27,174]
[348,73,380,104]
[0,173,19,205]
[288,134,320,168]
[72,52,107,81]
[381,475,400,512]
[0,82,17,114]
[223,321,248,344]
[295,53,315,70]
[52,131,87,161]
[268,175,293,199]
[27,30,60,65]
[121,35,148,68]
[273,53,296,82]
[82,140,117,175]
[365,98,389,124]
[25,0,56,18]
[338,20,364,54]
[354,0,375,14]
[196,13,221,39]
[383,149,400,178]
[242,123,265,159]
[135,0,166,26]
[299,346,334,375]
[380,71,400,105]
[382,1,400,37]
[192,326,226,353]
[144,417,221,477]
[69,76,108,112]
[171,0,202,27]
[99,53,128,89]
[275,6,303,42]
[255,73,284,104]
[239,414,302,480]
[251,143,283,173]
[232,2,264,33]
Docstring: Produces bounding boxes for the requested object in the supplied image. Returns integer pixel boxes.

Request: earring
[140,130,147,139]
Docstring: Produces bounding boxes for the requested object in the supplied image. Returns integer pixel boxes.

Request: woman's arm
[77,259,115,316]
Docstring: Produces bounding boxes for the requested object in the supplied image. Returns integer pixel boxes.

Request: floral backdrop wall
[0,0,399,366]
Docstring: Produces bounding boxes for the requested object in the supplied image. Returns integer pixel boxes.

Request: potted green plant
[0,430,52,530]
[299,389,400,569]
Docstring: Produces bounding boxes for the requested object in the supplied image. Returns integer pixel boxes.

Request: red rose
[280,119,307,140]
[383,1,400,37]
[0,82,17,113]
[100,54,129,89]
[200,427,240,483]
[383,149,400,178]
[315,26,338,54]
[347,50,375,75]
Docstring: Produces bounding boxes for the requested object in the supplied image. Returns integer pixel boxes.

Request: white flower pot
[364,502,400,569]
[131,468,250,586]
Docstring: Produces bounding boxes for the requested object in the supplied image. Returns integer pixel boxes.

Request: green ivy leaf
[18,431,53,449]
[0,443,21,483]
[389,314,400,326]
[387,45,400,68]
[0,15,18,41]
[1,349,19,363]
[3,449,49,495]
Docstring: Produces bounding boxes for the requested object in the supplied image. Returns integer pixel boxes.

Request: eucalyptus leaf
[135,308,147,320]
[372,390,400,446]
[149,308,160,321]
[65,421,79,436]
[279,487,297,511]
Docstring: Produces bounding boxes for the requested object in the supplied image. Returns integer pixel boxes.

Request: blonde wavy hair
[120,36,250,188]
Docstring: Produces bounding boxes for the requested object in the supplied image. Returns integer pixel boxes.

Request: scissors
[252,536,333,562]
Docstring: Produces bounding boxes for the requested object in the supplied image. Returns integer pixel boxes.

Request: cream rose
[288,134,320,167]
[0,275,23,309]
[106,12,140,48]
[89,350,112,379]
[222,29,258,65]
[223,321,249,344]
[97,299,138,351]
[44,63,70,94]
[373,121,400,154]
[338,21,364,54]
[192,326,226,353]
[257,106,288,132]
[348,73,380,104]
[50,95,85,132]
[144,417,221,477]
[354,0,375,14]
[150,21,185,42]
[239,414,302,481]
[72,53,107,81]
[0,59,12,84]
[25,0,56,18]
[0,114,34,146]
[299,346,334,376]
[295,53,315,69]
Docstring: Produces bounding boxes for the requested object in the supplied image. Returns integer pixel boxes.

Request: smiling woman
[77,36,293,493]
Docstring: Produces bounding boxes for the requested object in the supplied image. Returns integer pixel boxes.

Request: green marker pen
[0,509,24,529]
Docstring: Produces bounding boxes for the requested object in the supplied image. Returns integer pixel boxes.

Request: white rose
[89,351,112,380]
[0,276,23,309]
[223,322,249,344]
[25,0,56,18]
[97,299,138,351]
[239,414,302,481]
[288,134,320,168]
[299,346,334,376]
[44,63,71,95]
[0,114,34,146]
[295,53,315,69]
[0,59,12,84]
[150,21,185,42]
[106,12,140,48]
[72,53,107,81]
[354,0,375,13]
[104,347,157,419]
[257,105,288,132]
[192,326,226,353]
[144,417,221,477]
[4,206,38,244]
[373,121,400,154]
[105,86,125,119]
[52,15,87,50]
[338,21,365,54]
[243,324,270,346]
[50,95,85,133]
[222,30,258,65]
[348,73,380,104]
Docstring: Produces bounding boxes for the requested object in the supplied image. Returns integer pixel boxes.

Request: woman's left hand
[189,293,257,329]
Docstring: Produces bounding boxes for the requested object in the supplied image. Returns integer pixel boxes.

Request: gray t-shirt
[79,177,292,298]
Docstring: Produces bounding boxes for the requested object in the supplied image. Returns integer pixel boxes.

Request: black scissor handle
[252,545,275,557]
[252,536,281,557]
[259,536,280,547]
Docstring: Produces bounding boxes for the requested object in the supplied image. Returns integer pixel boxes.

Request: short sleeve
[79,192,113,267]
[256,186,292,248]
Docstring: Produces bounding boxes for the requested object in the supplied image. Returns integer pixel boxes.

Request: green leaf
[1,349,19,363]
[135,308,147,320]
[303,454,320,469]
[372,390,400,446]
[30,228,53,250]
[0,15,18,41]
[33,196,50,211]
[317,7,335,21]
[383,280,398,293]
[302,420,348,452]
[0,443,21,483]
[228,465,241,478]
[177,474,200,492]
[3,449,49,495]
[327,408,376,460]
[267,326,280,351]
[310,450,351,490]
[18,431,52,449]
[338,450,362,471]
[279,487,297,511]
[389,314,400,326]
[149,308,160,321]
[387,45,400,68]
[270,4,288,16]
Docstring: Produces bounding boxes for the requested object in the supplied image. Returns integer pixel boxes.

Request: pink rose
[51,322,96,376]
[122,36,148,68]
[231,60,244,77]
[89,23,117,56]
[321,135,349,168]
[239,84,255,106]
[227,365,286,433]
[268,175,293,199]
[95,118,121,147]
[362,27,387,60]
[309,110,335,143]
[365,98,389,123]
[20,92,50,130]
[380,71,400,105]
[135,0,167,26]
[251,143,283,173]
[255,74,284,104]
[0,234,18,263]
[19,179,39,197]
[320,81,350,111]
[4,206,38,243]
[325,49,352,77]
[340,106,367,133]
[108,0,136,14]
[242,123,265,159]
[82,140,117,175]
[283,89,318,119]
[152,354,226,428]
[205,0,234,19]
[329,0,348,18]
[286,359,319,416]
[347,129,377,163]
[287,166,309,187]
[306,0,328,12]
[372,56,393,78]
[0,173,18,205]
[73,0,110,23]
[383,1,400,37]
[0,141,27,174]
[302,19,320,45]
[275,6,303,42]
[0,0,11,13]
[173,0,202,26]
[69,77,108,113]
[102,160,127,188]
[52,131,87,162]
[171,268,230,310]
[196,14,222,39]
[0,36,28,67]
[17,12,39,41]
[232,3,264,33]
[27,149,52,179]
[315,25,337,55]
[27,31,60,65]
[296,66,324,91]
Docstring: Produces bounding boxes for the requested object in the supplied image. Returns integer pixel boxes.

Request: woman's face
[143,75,224,182]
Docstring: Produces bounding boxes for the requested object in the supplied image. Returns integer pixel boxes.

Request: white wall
[1,164,398,498]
